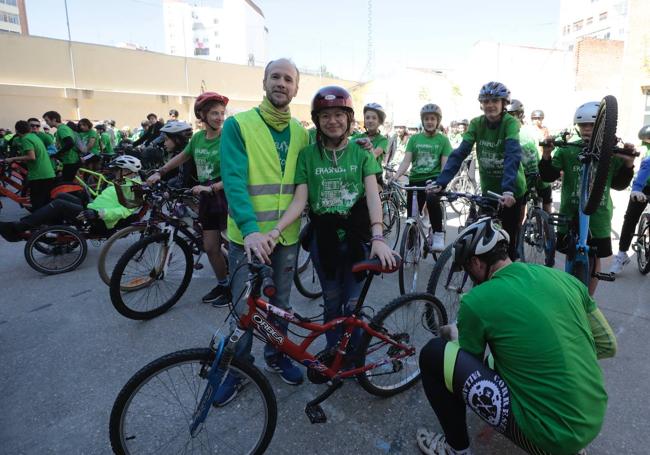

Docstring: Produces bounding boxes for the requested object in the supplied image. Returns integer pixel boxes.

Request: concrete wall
[0,34,355,129]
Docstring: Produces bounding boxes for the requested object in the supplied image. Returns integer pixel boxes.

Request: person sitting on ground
[416,217,616,455]
[539,101,634,295]
[148,93,230,305]
[609,124,650,274]
[0,156,142,242]
[1,120,55,210]
[391,103,452,251]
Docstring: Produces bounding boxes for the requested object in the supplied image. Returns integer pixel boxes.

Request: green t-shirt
[78,129,100,155]
[35,132,55,148]
[308,127,318,145]
[519,124,550,190]
[551,140,624,237]
[463,114,527,198]
[405,132,452,182]
[351,131,389,165]
[20,133,55,181]
[295,141,381,216]
[54,124,80,164]
[458,262,607,454]
[100,132,114,155]
[183,129,221,183]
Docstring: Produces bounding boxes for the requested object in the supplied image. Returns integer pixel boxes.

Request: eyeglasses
[29,124,41,128]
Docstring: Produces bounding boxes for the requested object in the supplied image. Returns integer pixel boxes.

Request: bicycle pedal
[194,263,204,270]
[305,404,327,424]
[593,272,615,282]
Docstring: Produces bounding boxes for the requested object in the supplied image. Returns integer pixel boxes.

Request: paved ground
[1,189,648,454]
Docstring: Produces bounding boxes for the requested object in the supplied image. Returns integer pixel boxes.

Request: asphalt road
[1,189,648,455]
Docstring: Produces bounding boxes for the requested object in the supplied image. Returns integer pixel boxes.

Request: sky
[25,0,561,81]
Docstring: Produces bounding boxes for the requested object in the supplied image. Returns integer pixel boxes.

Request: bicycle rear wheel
[518,209,555,267]
[356,293,447,397]
[583,96,617,215]
[293,247,322,299]
[426,244,472,324]
[109,348,276,455]
[98,225,149,286]
[636,214,650,274]
[24,225,87,275]
[109,232,193,320]
[399,222,423,295]
[382,197,401,250]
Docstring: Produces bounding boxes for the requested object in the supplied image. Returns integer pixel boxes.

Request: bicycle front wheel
[448,175,476,215]
[399,222,423,294]
[109,348,277,455]
[356,293,447,397]
[636,213,650,275]
[109,232,193,320]
[426,244,472,324]
[382,197,401,249]
[518,209,555,267]
[24,225,87,275]
[583,95,617,215]
[293,246,322,299]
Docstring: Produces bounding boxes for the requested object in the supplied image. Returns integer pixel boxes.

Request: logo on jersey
[463,374,510,432]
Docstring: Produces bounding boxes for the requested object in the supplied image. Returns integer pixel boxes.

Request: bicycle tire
[518,209,555,267]
[399,222,422,295]
[425,244,472,324]
[571,260,591,288]
[293,247,323,299]
[109,232,193,320]
[109,348,277,455]
[448,175,476,215]
[98,225,147,286]
[381,197,401,250]
[583,96,617,215]
[24,225,87,275]
[636,214,650,275]
[356,293,447,397]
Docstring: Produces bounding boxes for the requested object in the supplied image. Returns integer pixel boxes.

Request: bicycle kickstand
[304,378,343,424]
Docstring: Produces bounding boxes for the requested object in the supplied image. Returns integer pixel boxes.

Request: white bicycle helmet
[573,102,600,124]
[452,217,510,271]
[363,102,386,124]
[160,121,192,136]
[109,155,142,173]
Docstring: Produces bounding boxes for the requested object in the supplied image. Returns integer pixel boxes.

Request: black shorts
[556,232,612,258]
[537,185,552,205]
[198,188,228,231]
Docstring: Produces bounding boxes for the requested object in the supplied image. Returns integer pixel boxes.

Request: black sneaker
[202,284,230,307]
[0,222,22,242]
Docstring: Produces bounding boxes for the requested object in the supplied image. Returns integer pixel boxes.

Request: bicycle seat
[351,254,401,274]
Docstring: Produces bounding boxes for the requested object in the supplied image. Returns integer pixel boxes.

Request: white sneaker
[609,251,630,274]
[416,428,472,455]
[422,217,432,230]
[431,232,445,252]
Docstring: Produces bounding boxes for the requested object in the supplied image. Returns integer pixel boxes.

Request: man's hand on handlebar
[499,191,516,208]
[426,181,443,194]
[244,232,274,264]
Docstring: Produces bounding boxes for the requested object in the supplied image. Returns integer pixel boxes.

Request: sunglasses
[30,124,41,128]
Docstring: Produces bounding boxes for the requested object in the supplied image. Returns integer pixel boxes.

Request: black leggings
[618,185,650,252]
[406,180,443,232]
[21,192,84,227]
[29,178,55,211]
[420,338,561,455]
[494,197,525,261]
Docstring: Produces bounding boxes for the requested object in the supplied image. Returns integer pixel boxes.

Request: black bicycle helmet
[451,217,510,271]
[638,125,650,141]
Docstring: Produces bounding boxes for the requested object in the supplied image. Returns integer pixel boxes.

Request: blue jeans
[310,236,365,349]
[228,241,297,363]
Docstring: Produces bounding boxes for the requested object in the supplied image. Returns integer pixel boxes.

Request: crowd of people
[2,56,650,455]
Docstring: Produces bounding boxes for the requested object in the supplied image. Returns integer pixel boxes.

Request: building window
[599,11,608,21]
[214,31,219,36]
[573,20,584,32]
[214,44,220,49]
[0,12,20,25]
[215,56,221,62]
[604,31,611,39]
[0,0,19,6]
[586,17,593,26]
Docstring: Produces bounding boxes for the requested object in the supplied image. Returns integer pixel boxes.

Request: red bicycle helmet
[311,86,354,120]
[194,92,229,118]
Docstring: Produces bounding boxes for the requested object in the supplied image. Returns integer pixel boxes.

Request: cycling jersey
[351,131,389,165]
[54,124,80,164]
[457,262,610,453]
[544,139,627,237]
[20,133,55,181]
[405,132,452,182]
[295,142,380,216]
[436,113,526,198]
[183,129,221,183]
[87,178,141,229]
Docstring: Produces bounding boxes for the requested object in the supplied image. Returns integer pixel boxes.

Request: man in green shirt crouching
[416,217,616,455]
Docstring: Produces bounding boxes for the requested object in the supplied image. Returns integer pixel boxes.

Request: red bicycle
[0,160,30,211]
[109,257,448,454]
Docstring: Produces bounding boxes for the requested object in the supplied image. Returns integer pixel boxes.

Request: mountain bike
[108,186,205,320]
[517,177,555,267]
[394,182,441,294]
[109,257,447,454]
[632,202,650,274]
[426,191,501,323]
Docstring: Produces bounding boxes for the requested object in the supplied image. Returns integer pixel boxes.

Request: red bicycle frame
[236,261,413,380]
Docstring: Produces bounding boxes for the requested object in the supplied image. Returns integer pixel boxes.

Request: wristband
[370,235,385,243]
[370,221,384,229]
[502,191,514,198]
